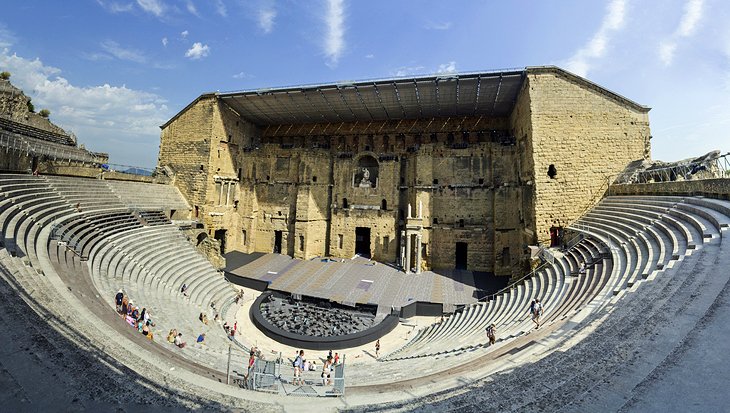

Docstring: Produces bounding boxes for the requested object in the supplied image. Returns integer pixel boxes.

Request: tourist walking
[375,339,380,358]
[530,298,543,329]
[486,323,496,345]
[293,350,304,385]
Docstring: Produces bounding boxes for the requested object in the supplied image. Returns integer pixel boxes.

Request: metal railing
[616,152,730,184]
[0,130,105,165]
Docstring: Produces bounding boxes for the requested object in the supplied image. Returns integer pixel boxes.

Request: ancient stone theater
[159,66,651,278]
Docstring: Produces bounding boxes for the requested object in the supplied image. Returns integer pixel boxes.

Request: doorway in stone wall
[273,231,283,254]
[355,227,371,258]
[455,242,468,270]
[214,229,227,254]
[549,226,563,248]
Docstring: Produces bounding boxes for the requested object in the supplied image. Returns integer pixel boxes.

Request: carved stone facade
[158,67,651,277]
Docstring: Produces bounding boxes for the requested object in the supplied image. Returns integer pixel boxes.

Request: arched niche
[354,155,379,188]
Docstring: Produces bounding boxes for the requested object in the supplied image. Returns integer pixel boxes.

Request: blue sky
[1,0,728,168]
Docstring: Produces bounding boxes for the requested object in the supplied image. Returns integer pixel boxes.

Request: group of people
[115,290,155,339]
[291,349,340,386]
[484,297,544,345]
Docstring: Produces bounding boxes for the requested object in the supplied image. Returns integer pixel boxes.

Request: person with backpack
[292,350,304,385]
[486,323,496,345]
[531,298,543,329]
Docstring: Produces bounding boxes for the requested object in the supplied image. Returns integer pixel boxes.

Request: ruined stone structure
[158,66,651,277]
[0,77,108,172]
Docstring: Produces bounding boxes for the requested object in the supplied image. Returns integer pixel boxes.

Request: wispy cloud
[425,21,452,30]
[136,0,166,17]
[0,48,169,166]
[186,0,200,17]
[161,37,168,47]
[0,24,16,48]
[99,40,147,63]
[258,7,277,33]
[365,54,374,59]
[232,71,253,79]
[214,0,227,17]
[392,65,425,77]
[659,0,704,65]
[185,42,210,59]
[565,0,626,77]
[323,0,345,67]
[96,0,134,13]
[181,30,189,38]
[436,61,457,74]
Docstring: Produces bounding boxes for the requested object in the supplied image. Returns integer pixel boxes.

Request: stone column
[415,233,422,274]
[226,182,232,206]
[404,231,411,273]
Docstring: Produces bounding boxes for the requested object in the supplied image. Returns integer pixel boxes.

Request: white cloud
[214,0,227,17]
[392,65,425,77]
[136,0,166,17]
[0,48,169,166]
[0,24,16,48]
[436,61,457,75]
[100,40,146,63]
[181,30,189,38]
[365,54,374,59]
[258,8,277,33]
[232,71,253,79]
[161,37,168,47]
[185,42,210,59]
[659,0,705,65]
[565,0,626,77]
[96,0,134,13]
[425,21,452,30]
[186,0,199,16]
[323,0,345,67]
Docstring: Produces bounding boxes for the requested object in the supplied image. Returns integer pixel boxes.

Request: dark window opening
[459,219,465,228]
[548,164,557,179]
[501,247,510,267]
[266,175,270,181]
[433,179,439,185]
[242,230,247,245]
[364,145,371,151]
[383,236,389,253]
[433,217,439,224]
[299,235,304,251]
[312,175,317,183]
[194,205,199,218]
[199,165,204,171]
[478,178,484,185]
[238,168,242,180]
[342,198,349,209]
[381,199,387,210]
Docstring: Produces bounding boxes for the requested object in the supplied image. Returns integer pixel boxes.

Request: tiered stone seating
[0,173,238,373]
[380,194,728,364]
[106,180,190,211]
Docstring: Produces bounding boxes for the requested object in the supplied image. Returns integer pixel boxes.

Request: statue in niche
[359,167,372,188]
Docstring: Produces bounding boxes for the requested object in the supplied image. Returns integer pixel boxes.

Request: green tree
[0,71,10,80]
[39,109,51,118]
[27,99,35,113]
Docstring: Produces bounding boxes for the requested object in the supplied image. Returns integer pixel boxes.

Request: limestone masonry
[158,66,651,278]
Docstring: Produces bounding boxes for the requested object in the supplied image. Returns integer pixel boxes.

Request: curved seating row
[0,173,238,373]
[381,194,730,362]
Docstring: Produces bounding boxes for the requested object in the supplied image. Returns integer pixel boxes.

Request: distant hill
[122,167,153,176]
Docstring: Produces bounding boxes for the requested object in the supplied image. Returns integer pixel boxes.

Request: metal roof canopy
[218,70,526,126]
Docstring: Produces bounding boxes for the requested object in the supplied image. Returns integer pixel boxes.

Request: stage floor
[224,252,482,314]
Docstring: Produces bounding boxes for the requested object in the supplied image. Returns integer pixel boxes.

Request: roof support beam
[392,82,407,118]
[352,85,375,121]
[473,75,482,116]
[285,91,313,123]
[316,88,344,122]
[491,74,503,116]
[372,83,390,120]
[336,86,358,121]
[242,94,278,124]
[413,80,424,117]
